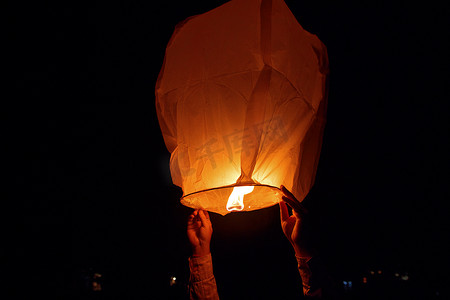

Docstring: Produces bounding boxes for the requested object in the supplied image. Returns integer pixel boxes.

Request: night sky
[8,0,449,298]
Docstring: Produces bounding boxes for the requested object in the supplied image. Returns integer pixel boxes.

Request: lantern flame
[226,186,255,212]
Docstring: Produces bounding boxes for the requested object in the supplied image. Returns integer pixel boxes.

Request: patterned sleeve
[189,253,220,300]
[296,256,336,299]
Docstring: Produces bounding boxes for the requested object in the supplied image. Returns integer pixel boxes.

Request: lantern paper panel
[156,0,328,215]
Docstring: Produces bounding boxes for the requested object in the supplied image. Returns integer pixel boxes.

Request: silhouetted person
[187,186,334,299]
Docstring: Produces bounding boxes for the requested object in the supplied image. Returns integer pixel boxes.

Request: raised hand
[187,209,213,257]
[279,186,314,259]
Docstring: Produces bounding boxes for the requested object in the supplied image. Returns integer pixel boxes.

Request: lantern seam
[156,68,263,97]
[269,66,317,113]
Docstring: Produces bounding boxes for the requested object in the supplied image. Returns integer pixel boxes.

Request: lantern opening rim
[180,183,281,200]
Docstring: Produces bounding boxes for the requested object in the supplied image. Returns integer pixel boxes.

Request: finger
[188,210,197,221]
[282,195,308,214]
[203,210,210,220]
[282,195,307,215]
[198,210,209,225]
[280,186,308,214]
[279,201,290,222]
[281,185,296,202]
[187,211,198,228]
[195,210,205,224]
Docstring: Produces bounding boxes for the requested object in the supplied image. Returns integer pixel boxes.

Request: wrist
[293,245,315,260]
[192,245,210,257]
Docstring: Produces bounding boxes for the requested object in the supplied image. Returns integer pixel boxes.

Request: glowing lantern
[156,0,329,215]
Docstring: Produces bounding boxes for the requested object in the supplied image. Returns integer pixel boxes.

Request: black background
[8,0,449,298]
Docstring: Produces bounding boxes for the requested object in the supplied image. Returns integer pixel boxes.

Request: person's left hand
[187,210,213,257]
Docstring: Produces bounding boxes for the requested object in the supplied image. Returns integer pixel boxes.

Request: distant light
[394,273,400,277]
[377,270,382,275]
[343,280,353,291]
[362,277,368,284]
[170,276,177,286]
[370,270,375,275]
[401,274,409,281]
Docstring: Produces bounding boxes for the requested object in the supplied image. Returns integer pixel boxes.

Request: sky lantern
[155,0,329,215]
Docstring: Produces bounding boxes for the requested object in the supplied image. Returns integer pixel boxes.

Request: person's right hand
[279,186,315,259]
[187,210,213,257]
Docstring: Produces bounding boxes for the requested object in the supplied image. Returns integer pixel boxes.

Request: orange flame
[226,186,254,212]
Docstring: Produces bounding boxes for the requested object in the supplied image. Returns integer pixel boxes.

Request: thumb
[279,201,290,222]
